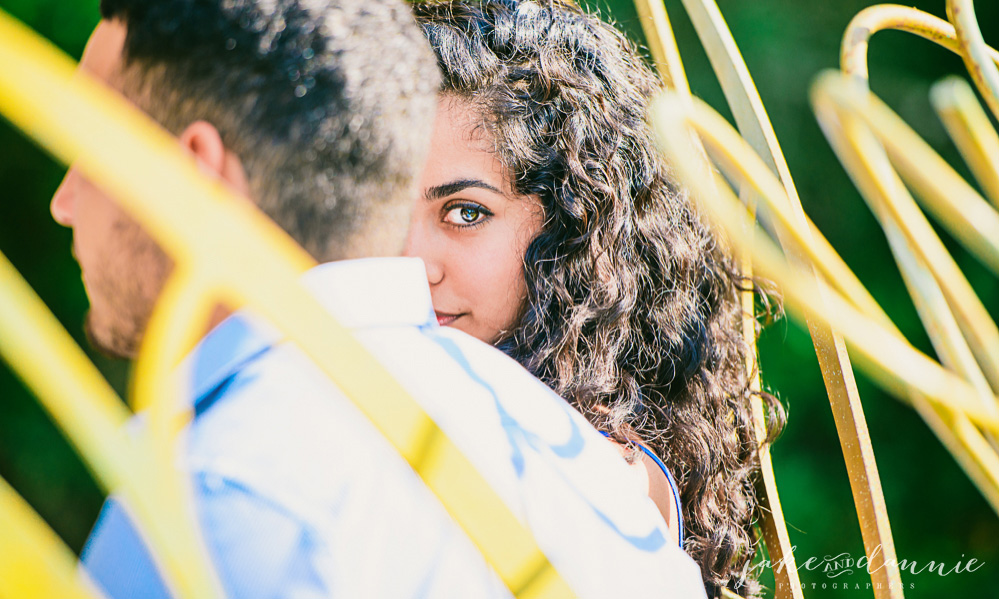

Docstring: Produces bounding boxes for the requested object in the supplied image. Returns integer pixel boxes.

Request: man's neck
[206,303,235,337]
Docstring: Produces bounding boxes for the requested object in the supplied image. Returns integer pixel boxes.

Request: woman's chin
[438,316,499,345]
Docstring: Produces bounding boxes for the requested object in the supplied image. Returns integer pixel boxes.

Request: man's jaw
[83,310,134,360]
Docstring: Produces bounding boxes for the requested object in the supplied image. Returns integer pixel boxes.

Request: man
[53,1,708,597]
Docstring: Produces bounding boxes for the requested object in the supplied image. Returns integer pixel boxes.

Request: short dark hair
[100,0,439,260]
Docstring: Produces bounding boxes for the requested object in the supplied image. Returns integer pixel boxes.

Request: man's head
[50,0,440,357]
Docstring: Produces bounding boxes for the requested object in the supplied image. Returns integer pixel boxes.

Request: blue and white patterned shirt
[82,257,706,599]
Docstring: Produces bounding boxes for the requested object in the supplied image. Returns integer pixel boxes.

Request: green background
[0,0,996,597]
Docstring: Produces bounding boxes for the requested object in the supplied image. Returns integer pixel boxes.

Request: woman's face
[404,97,544,343]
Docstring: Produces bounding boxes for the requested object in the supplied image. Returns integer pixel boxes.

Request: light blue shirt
[82,258,706,599]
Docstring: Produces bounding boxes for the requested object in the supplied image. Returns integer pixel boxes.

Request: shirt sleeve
[80,497,172,599]
[80,475,332,599]
[193,471,333,599]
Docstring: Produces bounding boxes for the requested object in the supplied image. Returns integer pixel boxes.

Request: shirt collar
[185,257,436,405]
[299,257,436,331]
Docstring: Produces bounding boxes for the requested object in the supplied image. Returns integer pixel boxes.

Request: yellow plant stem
[0,250,223,599]
[840,17,999,395]
[673,2,907,594]
[0,9,575,597]
[819,103,999,511]
[814,66,999,508]
[0,476,103,599]
[823,67,999,294]
[931,77,999,210]
[687,98,886,325]
[827,108,998,411]
[0,253,131,489]
[628,3,803,594]
[653,91,999,537]
[839,5,999,277]
[948,0,999,122]
[841,5,999,83]
[652,93,999,432]
[632,0,690,95]
[891,243,999,512]
[635,0,802,599]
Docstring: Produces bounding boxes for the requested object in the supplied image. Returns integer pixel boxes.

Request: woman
[405,1,785,597]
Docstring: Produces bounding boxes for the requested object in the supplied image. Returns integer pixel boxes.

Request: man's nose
[402,224,444,286]
[50,171,75,227]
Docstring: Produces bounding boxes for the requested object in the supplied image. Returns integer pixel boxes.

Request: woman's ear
[178,121,252,198]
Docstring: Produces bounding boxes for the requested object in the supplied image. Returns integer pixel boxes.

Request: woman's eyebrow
[424,178,505,201]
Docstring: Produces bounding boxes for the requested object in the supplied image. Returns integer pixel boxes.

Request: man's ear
[178,121,251,197]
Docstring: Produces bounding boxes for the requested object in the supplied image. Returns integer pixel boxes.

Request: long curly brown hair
[413,0,785,596]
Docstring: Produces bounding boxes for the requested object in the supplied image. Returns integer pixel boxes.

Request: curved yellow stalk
[814,96,999,511]
[0,9,576,598]
[931,76,999,209]
[674,4,905,595]
[651,93,999,432]
[128,267,232,599]
[839,6,999,276]
[632,0,690,96]
[840,2,999,216]
[0,476,103,599]
[816,44,999,505]
[832,0,999,524]
[889,239,999,511]
[948,0,999,122]
[631,1,803,593]
[840,5,999,84]
[0,252,225,599]
[0,252,132,489]
[683,96,887,326]
[819,98,999,408]
[131,266,215,416]
[652,92,999,522]
[839,11,999,395]
[891,243,999,512]
[824,70,999,276]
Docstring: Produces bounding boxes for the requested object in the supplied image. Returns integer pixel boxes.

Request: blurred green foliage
[0,1,996,597]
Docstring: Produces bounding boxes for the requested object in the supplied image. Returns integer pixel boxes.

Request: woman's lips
[435,312,463,326]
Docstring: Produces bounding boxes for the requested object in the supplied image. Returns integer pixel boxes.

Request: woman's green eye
[460,206,480,222]
[443,203,491,227]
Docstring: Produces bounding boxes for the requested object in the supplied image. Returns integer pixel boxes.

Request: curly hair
[413,1,786,596]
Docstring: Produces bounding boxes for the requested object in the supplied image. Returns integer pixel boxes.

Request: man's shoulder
[192,318,567,444]
[181,315,700,598]
[349,325,695,584]
[178,323,517,598]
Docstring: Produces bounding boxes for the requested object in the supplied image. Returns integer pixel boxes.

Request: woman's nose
[422,258,444,286]
[402,224,445,286]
